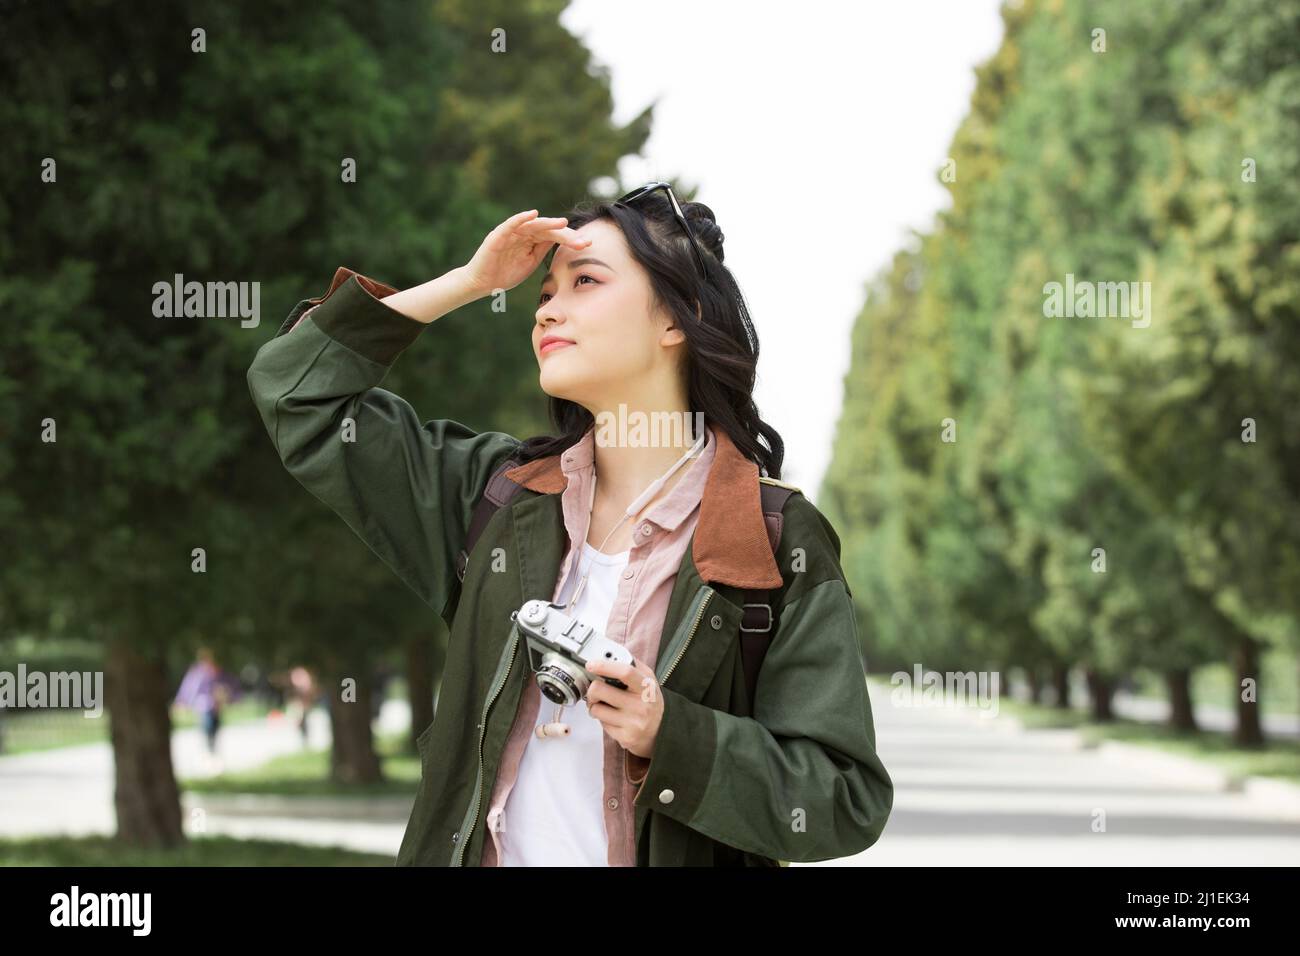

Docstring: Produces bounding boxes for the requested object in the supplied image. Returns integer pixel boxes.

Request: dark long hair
[515,190,785,478]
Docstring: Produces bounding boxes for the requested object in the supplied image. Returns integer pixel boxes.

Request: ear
[658,300,700,344]
[660,302,693,347]
[661,324,687,347]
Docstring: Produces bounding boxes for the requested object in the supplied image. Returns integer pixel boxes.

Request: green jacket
[246,269,894,866]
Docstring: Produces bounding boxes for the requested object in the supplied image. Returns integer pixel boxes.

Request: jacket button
[622,569,634,579]
[710,614,722,629]
[451,830,460,844]
[640,524,652,536]
[658,789,675,804]
[606,797,620,810]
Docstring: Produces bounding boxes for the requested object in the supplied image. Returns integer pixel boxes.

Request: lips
[539,336,575,356]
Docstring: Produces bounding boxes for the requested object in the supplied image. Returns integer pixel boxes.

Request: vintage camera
[510,599,635,706]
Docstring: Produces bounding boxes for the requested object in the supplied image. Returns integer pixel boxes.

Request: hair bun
[684,202,725,261]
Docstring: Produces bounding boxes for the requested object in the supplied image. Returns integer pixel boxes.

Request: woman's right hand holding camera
[383,209,589,324]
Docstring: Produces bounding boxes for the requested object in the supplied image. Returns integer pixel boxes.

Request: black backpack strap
[739,481,796,708]
[454,453,525,583]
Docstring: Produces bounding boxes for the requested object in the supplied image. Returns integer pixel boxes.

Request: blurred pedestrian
[288,665,321,746]
[174,647,242,772]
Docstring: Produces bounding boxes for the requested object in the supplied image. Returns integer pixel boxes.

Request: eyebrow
[541,257,614,285]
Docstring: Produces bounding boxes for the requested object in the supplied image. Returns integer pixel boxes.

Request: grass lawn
[1073,715,1300,784]
[180,731,421,797]
[0,834,393,866]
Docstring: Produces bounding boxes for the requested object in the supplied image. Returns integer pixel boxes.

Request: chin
[538,366,581,402]
[540,365,610,408]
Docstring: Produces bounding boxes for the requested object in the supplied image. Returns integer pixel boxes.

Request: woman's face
[533,218,685,410]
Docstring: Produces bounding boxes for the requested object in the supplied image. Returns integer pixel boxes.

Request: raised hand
[462,209,590,296]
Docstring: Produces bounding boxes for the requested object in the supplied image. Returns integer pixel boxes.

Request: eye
[538,274,598,305]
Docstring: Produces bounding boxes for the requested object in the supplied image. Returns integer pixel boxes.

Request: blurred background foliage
[822,0,1300,746]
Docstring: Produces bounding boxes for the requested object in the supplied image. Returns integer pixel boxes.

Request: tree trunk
[325,669,383,784]
[1050,664,1071,709]
[1084,668,1114,722]
[406,637,434,756]
[1232,638,1265,748]
[1026,665,1043,705]
[1165,667,1198,732]
[105,638,184,847]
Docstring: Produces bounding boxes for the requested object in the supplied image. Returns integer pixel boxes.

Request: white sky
[560,0,1006,498]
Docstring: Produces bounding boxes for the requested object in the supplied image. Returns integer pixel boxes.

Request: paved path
[3,685,1298,864]
[825,681,1300,866]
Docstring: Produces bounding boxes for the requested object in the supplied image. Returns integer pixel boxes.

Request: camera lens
[536,657,588,706]
[539,676,571,705]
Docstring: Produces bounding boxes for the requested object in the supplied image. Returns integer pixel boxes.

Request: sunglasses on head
[613,181,711,281]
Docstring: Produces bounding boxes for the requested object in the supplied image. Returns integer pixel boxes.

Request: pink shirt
[482,421,718,866]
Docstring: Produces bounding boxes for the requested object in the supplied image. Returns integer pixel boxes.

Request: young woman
[247,183,893,866]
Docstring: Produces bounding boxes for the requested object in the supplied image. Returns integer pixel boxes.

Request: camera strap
[563,429,707,612]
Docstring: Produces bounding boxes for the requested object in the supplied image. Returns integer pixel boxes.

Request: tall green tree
[824,0,1298,743]
[1,0,647,845]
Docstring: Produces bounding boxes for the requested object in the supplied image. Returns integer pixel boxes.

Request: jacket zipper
[660,586,714,687]
[452,624,520,866]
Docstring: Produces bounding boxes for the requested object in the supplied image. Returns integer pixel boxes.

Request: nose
[535,300,564,328]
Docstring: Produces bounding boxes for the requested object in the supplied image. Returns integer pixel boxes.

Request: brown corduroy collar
[504,427,783,590]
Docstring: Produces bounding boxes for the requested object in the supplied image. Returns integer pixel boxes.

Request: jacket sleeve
[629,576,894,862]
[245,267,522,620]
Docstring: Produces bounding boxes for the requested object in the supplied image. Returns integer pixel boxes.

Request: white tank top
[497,541,630,866]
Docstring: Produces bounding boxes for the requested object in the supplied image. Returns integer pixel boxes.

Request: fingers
[586,672,630,710]
[516,216,591,250]
[494,209,539,235]
[557,230,592,251]
[587,660,657,709]
[493,209,548,239]
[587,700,631,732]
[517,216,566,229]
[586,658,640,686]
